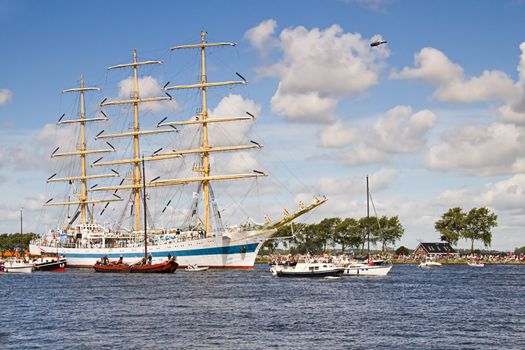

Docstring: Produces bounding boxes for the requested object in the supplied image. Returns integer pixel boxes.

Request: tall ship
[30,32,326,268]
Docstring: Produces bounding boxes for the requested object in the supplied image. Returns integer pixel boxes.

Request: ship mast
[95,49,180,232]
[92,33,268,237]
[45,76,121,225]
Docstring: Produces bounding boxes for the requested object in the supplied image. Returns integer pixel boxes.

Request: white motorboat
[418,260,442,268]
[273,258,344,278]
[344,261,392,276]
[33,256,67,271]
[185,264,209,272]
[4,259,34,273]
[467,262,485,268]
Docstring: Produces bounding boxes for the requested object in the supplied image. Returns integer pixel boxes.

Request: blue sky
[1,0,524,250]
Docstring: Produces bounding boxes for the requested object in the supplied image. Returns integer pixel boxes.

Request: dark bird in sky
[370,40,387,47]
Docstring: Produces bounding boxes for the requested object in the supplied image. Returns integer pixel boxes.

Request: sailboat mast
[142,157,147,260]
[79,77,88,224]
[367,175,370,260]
[200,31,211,237]
[132,49,142,233]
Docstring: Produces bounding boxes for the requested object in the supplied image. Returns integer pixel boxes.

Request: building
[414,242,457,257]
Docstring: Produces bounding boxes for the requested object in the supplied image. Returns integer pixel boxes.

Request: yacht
[418,259,442,268]
[272,258,344,278]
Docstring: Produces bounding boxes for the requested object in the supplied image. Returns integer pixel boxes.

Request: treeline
[435,207,497,252]
[0,233,37,255]
[263,216,404,255]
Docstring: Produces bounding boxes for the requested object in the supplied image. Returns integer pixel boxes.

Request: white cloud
[247,22,390,122]
[424,122,525,176]
[117,76,178,113]
[319,119,360,148]
[434,70,517,103]
[0,89,12,105]
[390,47,463,85]
[322,105,436,166]
[244,19,278,54]
[372,106,437,153]
[392,43,525,121]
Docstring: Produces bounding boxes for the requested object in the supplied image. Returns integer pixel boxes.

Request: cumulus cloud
[424,122,525,176]
[247,21,390,122]
[244,19,278,54]
[321,105,436,166]
[392,43,525,121]
[0,89,12,105]
[437,175,525,221]
[391,47,463,85]
[319,119,360,148]
[117,76,178,113]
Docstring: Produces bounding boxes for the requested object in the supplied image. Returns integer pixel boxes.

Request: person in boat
[117,256,123,265]
[147,254,152,265]
[167,253,172,261]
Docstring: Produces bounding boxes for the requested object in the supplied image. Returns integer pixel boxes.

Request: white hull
[30,229,274,268]
[344,264,392,276]
[418,262,442,268]
[4,264,33,273]
[467,262,484,267]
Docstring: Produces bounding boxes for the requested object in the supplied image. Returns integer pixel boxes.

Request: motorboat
[33,256,67,271]
[273,258,344,278]
[467,261,485,268]
[130,260,178,273]
[4,259,34,273]
[344,260,392,276]
[185,264,209,272]
[418,259,442,268]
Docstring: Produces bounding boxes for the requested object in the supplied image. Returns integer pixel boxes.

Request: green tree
[316,217,341,252]
[462,207,498,253]
[374,216,404,252]
[333,218,364,253]
[395,246,411,256]
[435,207,465,245]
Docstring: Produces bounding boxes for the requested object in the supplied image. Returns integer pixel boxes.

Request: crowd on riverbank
[259,252,525,265]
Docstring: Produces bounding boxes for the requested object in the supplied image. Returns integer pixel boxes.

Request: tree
[395,246,410,256]
[435,207,465,246]
[333,218,364,253]
[316,217,341,252]
[462,207,497,253]
[374,216,404,252]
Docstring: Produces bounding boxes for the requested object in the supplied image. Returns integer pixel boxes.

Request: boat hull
[130,260,178,273]
[344,264,392,276]
[276,268,344,278]
[30,229,274,268]
[93,263,131,273]
[33,258,67,271]
[4,265,33,273]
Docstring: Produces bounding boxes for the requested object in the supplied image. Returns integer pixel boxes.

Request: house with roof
[414,242,457,257]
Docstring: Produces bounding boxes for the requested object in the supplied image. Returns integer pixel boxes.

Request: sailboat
[343,176,392,276]
[30,32,326,268]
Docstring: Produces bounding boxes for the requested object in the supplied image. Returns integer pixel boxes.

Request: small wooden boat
[93,262,131,273]
[130,260,178,273]
[185,264,209,272]
[33,256,67,271]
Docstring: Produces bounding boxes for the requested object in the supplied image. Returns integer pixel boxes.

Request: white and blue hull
[30,230,274,268]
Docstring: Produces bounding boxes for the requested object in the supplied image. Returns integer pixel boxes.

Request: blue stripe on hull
[59,243,259,259]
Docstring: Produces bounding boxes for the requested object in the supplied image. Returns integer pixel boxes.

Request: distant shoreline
[255,257,525,265]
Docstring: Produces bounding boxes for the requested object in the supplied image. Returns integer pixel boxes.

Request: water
[1,264,524,349]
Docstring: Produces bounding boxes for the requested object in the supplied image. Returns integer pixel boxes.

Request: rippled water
[1,264,525,349]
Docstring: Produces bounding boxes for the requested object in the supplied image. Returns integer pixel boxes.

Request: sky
[1,0,524,251]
